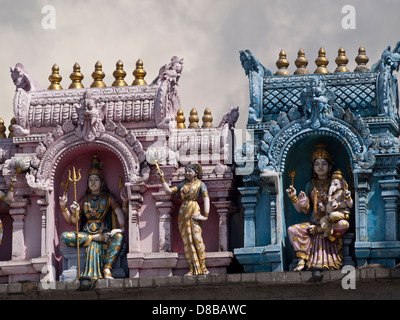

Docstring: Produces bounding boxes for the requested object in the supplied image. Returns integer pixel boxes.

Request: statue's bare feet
[293,258,305,271]
[103,267,113,279]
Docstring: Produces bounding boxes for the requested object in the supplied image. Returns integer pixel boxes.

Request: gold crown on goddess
[88,155,104,179]
[311,141,333,164]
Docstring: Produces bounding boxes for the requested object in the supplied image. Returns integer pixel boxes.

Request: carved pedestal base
[127,251,233,278]
[234,245,283,273]
[60,244,128,281]
[0,257,48,284]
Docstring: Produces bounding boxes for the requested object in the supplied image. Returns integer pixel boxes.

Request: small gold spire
[69,62,84,89]
[294,48,309,75]
[275,49,290,76]
[112,60,127,86]
[90,61,106,88]
[176,109,186,129]
[0,118,6,138]
[8,118,16,138]
[48,64,63,90]
[202,108,213,128]
[132,59,147,86]
[354,45,370,72]
[314,47,330,74]
[334,46,350,73]
[188,108,199,128]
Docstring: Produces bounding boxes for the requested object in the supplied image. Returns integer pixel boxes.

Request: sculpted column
[379,179,400,241]
[37,197,48,256]
[353,172,371,266]
[9,196,29,260]
[126,184,144,278]
[152,190,174,252]
[128,187,143,253]
[213,199,232,251]
[238,186,260,247]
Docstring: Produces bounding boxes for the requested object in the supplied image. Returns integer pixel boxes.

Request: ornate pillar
[127,185,144,253]
[260,170,280,245]
[37,197,48,256]
[238,186,260,248]
[379,179,400,241]
[353,172,371,266]
[152,190,174,252]
[355,177,370,242]
[9,197,29,260]
[213,199,232,251]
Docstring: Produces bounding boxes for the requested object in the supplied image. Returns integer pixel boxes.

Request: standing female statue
[59,155,127,279]
[157,163,210,275]
[286,141,350,272]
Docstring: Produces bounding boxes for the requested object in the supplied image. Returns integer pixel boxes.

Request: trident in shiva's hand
[68,166,82,279]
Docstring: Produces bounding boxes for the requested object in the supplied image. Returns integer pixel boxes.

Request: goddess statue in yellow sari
[158,163,210,275]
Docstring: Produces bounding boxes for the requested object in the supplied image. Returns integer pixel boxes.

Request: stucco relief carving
[153,56,184,129]
[75,91,106,142]
[26,117,149,193]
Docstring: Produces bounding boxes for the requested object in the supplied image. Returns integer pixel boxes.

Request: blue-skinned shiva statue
[59,155,127,279]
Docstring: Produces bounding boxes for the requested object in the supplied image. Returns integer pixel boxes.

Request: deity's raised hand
[286,185,296,197]
[59,193,68,208]
[298,191,309,208]
[120,187,128,203]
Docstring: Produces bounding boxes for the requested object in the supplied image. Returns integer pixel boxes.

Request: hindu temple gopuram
[0,57,239,283]
[0,41,400,288]
[234,42,400,274]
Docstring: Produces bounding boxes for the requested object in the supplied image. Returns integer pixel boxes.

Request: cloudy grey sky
[1,0,399,132]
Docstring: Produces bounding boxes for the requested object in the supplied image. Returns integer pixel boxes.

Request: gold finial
[294,48,309,75]
[314,47,330,74]
[202,108,213,128]
[48,64,63,90]
[8,118,16,138]
[275,49,290,76]
[112,60,127,86]
[334,46,349,73]
[132,59,147,86]
[354,45,370,72]
[90,61,106,88]
[176,109,186,129]
[69,62,84,89]
[0,118,6,138]
[188,108,199,128]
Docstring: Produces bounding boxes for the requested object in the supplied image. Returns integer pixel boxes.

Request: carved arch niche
[53,144,127,238]
[49,143,133,276]
[282,134,354,268]
[26,127,148,276]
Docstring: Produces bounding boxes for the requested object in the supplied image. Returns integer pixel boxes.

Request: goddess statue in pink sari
[286,141,350,273]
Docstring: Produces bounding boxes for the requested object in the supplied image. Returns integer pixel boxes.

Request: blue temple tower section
[234,43,400,272]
